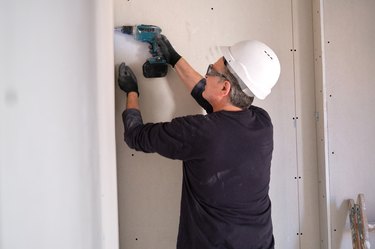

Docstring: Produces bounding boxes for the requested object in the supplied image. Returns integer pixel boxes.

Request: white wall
[0,1,118,249]
[314,0,375,248]
[114,1,320,248]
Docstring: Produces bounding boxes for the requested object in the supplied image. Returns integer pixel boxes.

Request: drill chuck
[118,26,133,35]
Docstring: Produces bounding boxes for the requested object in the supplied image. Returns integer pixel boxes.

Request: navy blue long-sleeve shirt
[122,106,274,249]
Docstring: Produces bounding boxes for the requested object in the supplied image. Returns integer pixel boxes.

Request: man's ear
[221,80,231,96]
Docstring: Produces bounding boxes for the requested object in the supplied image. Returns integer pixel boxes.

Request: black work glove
[156,35,182,67]
[118,62,139,96]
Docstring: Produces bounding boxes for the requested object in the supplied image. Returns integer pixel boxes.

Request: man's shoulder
[247,105,273,129]
[172,113,211,124]
[170,113,221,133]
[249,105,271,119]
[249,105,268,113]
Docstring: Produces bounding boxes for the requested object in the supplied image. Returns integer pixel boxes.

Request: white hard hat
[220,40,281,99]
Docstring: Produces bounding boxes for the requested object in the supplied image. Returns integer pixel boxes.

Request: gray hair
[221,66,254,109]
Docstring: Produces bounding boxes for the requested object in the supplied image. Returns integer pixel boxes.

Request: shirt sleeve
[190,78,213,114]
[122,108,203,161]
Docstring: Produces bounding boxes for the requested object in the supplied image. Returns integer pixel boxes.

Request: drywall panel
[291,0,321,248]
[313,0,331,248]
[321,1,375,248]
[114,0,319,248]
[0,1,118,249]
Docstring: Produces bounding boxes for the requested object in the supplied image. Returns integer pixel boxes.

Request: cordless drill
[115,24,168,78]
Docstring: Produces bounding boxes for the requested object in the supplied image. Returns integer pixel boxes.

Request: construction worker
[118,35,281,249]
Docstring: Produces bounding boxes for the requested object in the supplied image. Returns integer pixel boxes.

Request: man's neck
[213,103,242,112]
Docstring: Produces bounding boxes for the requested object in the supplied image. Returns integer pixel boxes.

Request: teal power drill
[115,24,168,78]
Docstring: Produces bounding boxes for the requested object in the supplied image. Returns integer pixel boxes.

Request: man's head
[203,57,254,111]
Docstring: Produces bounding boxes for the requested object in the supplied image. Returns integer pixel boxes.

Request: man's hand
[156,35,182,67]
[118,63,139,96]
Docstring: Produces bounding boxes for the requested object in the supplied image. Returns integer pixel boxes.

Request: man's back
[123,105,274,249]
[176,106,274,249]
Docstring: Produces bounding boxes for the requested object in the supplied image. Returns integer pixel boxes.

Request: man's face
[202,57,228,103]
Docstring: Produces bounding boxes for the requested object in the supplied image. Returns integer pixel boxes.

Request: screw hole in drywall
[211,7,214,10]
[131,154,135,156]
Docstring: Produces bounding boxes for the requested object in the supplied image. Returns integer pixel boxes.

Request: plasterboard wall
[315,1,375,248]
[313,0,331,248]
[114,1,320,248]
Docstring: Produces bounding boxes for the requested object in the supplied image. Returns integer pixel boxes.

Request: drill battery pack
[142,61,168,78]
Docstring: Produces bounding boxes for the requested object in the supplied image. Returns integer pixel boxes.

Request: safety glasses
[206,64,228,80]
